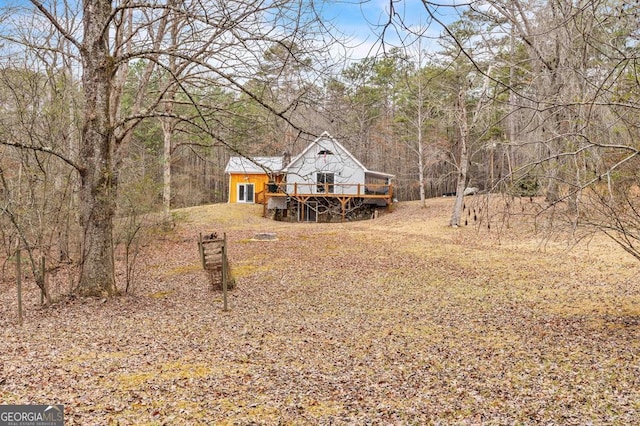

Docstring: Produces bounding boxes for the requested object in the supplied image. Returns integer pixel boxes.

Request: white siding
[286,137,365,195]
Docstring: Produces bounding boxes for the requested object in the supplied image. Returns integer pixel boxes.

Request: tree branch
[29,0,83,53]
[0,140,82,173]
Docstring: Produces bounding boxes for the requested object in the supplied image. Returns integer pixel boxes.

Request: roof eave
[365,170,395,180]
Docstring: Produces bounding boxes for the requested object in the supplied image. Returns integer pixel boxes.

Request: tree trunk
[161,117,173,216]
[77,0,117,297]
[416,63,426,208]
[450,86,469,227]
[161,7,180,216]
[418,130,426,208]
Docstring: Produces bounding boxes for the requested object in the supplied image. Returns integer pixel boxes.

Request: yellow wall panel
[228,173,269,203]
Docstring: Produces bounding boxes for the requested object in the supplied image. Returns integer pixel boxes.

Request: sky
[320,0,466,59]
[0,0,467,64]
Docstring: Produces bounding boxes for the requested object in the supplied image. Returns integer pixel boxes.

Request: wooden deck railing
[266,182,393,199]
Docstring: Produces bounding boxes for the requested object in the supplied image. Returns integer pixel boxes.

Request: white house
[267,132,394,222]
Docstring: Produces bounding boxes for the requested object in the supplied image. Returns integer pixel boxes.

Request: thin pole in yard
[40,256,45,305]
[16,249,23,326]
[222,232,228,312]
[198,233,205,269]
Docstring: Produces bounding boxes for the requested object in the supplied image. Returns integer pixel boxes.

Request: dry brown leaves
[1,198,639,425]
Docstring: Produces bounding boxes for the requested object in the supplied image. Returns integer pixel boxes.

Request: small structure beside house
[224,132,394,222]
[224,156,284,204]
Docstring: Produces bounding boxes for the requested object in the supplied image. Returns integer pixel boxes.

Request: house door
[237,183,255,203]
[299,202,317,222]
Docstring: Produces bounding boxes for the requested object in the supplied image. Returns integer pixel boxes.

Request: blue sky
[0,0,465,61]
[321,0,465,59]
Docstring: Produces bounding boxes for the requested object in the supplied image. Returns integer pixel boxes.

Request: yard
[1,197,639,424]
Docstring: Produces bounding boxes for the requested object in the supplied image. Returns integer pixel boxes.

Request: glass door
[237,183,255,203]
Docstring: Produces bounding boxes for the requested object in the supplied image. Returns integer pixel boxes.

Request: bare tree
[395,38,448,207]
[0,12,82,302]
[422,0,640,254]
[1,0,339,297]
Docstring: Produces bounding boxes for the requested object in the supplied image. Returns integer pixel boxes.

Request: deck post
[341,198,347,222]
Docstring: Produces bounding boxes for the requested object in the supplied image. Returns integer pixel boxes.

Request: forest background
[1,0,640,298]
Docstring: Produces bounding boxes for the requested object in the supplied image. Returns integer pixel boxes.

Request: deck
[257,182,394,221]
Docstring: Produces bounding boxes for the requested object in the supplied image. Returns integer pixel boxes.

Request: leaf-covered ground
[1,198,639,424]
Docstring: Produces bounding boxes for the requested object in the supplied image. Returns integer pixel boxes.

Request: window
[317,173,334,193]
[237,183,254,203]
[318,149,334,156]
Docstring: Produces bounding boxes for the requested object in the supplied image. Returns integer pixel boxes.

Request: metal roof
[224,156,284,174]
[224,132,394,180]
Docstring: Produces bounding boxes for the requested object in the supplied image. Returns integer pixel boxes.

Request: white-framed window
[316,172,334,193]
[237,183,255,203]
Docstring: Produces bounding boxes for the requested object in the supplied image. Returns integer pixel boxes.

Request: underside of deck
[258,182,394,222]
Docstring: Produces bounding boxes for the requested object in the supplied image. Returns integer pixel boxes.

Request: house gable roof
[282,131,366,172]
[224,156,284,174]
[282,131,394,179]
